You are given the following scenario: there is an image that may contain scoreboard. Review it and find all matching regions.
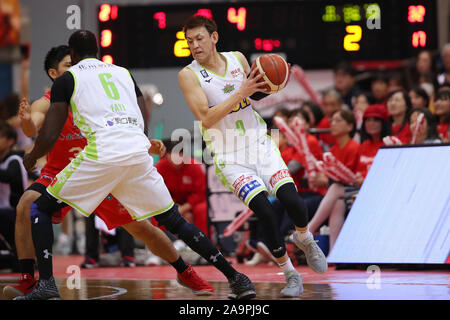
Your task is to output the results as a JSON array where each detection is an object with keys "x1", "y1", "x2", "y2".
[{"x1": 97, "y1": 0, "x2": 437, "y2": 69}]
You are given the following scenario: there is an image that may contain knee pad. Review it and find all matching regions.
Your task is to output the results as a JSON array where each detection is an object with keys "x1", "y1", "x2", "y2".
[{"x1": 153, "y1": 205, "x2": 184, "y2": 232}]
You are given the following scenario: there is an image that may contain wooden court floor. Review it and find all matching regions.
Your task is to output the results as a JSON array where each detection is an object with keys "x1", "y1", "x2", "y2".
[{"x1": 0, "y1": 255, "x2": 448, "y2": 300}]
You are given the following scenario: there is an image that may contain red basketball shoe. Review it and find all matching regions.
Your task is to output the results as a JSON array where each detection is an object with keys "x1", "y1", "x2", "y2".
[
  {"x1": 2, "y1": 273, "x2": 37, "y2": 299},
  {"x1": 177, "y1": 265, "x2": 214, "y2": 296}
]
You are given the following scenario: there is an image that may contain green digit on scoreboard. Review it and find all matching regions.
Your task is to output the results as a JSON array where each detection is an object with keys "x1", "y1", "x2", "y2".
[
  {"x1": 98, "y1": 73, "x2": 120, "y2": 100},
  {"x1": 235, "y1": 120, "x2": 246, "y2": 136}
]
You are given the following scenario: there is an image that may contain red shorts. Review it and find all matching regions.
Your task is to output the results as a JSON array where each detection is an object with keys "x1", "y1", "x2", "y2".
[{"x1": 33, "y1": 175, "x2": 134, "y2": 229}]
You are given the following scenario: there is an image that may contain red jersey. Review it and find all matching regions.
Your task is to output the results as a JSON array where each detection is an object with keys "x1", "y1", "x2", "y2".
[
  {"x1": 317, "y1": 116, "x2": 336, "y2": 148},
  {"x1": 40, "y1": 90, "x2": 87, "y2": 178},
  {"x1": 155, "y1": 157, "x2": 207, "y2": 208},
  {"x1": 329, "y1": 139, "x2": 360, "y2": 173},
  {"x1": 437, "y1": 122, "x2": 449, "y2": 141},
  {"x1": 391, "y1": 122, "x2": 412, "y2": 144},
  {"x1": 281, "y1": 135, "x2": 326, "y2": 195},
  {"x1": 356, "y1": 139, "x2": 384, "y2": 178}
]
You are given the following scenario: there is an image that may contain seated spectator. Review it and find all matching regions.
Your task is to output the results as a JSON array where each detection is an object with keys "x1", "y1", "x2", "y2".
[
  {"x1": 387, "y1": 72, "x2": 406, "y2": 93},
  {"x1": 409, "y1": 108, "x2": 442, "y2": 144},
  {"x1": 371, "y1": 73, "x2": 389, "y2": 106},
  {"x1": 353, "y1": 92, "x2": 376, "y2": 143},
  {"x1": 301, "y1": 101, "x2": 324, "y2": 129},
  {"x1": 307, "y1": 109, "x2": 359, "y2": 252},
  {"x1": 409, "y1": 87, "x2": 430, "y2": 109},
  {"x1": 333, "y1": 61, "x2": 361, "y2": 110},
  {"x1": 317, "y1": 89, "x2": 344, "y2": 150},
  {"x1": 433, "y1": 90, "x2": 450, "y2": 142},
  {"x1": 155, "y1": 140, "x2": 209, "y2": 237},
  {"x1": 0, "y1": 121, "x2": 28, "y2": 270},
  {"x1": 386, "y1": 89, "x2": 413, "y2": 144},
  {"x1": 437, "y1": 44, "x2": 450, "y2": 86}
]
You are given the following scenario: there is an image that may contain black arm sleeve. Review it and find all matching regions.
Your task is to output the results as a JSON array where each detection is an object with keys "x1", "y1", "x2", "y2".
[
  {"x1": 50, "y1": 71, "x2": 75, "y2": 104},
  {"x1": 250, "y1": 91, "x2": 270, "y2": 101},
  {"x1": 0, "y1": 158, "x2": 25, "y2": 207}
]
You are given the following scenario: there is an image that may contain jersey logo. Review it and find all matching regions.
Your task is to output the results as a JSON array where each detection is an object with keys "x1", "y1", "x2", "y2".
[
  {"x1": 200, "y1": 69, "x2": 213, "y2": 83},
  {"x1": 223, "y1": 83, "x2": 235, "y2": 94},
  {"x1": 231, "y1": 67, "x2": 243, "y2": 78},
  {"x1": 230, "y1": 97, "x2": 250, "y2": 113}
]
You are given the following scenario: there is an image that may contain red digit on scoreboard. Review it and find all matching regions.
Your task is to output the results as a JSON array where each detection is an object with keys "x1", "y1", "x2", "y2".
[
  {"x1": 99, "y1": 4, "x2": 118, "y2": 22},
  {"x1": 153, "y1": 12, "x2": 166, "y2": 29},
  {"x1": 408, "y1": 5, "x2": 426, "y2": 23},
  {"x1": 101, "y1": 29, "x2": 112, "y2": 48},
  {"x1": 227, "y1": 7, "x2": 246, "y2": 31},
  {"x1": 412, "y1": 31, "x2": 427, "y2": 48}
]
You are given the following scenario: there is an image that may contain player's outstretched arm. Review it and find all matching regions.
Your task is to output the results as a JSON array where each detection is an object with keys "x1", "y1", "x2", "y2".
[
  {"x1": 178, "y1": 61, "x2": 267, "y2": 128},
  {"x1": 19, "y1": 97, "x2": 49, "y2": 138}
]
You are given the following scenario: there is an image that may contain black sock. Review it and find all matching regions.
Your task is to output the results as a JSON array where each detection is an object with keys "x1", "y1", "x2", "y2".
[
  {"x1": 170, "y1": 257, "x2": 189, "y2": 274},
  {"x1": 30, "y1": 203, "x2": 54, "y2": 280},
  {"x1": 19, "y1": 259, "x2": 35, "y2": 278},
  {"x1": 155, "y1": 208, "x2": 238, "y2": 280}
]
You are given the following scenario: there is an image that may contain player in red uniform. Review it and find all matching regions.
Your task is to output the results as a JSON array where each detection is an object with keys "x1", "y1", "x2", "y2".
[{"x1": 4, "y1": 45, "x2": 213, "y2": 300}]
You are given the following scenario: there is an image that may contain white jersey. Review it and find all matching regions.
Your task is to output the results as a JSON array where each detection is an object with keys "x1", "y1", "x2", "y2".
[
  {"x1": 68, "y1": 58, "x2": 150, "y2": 165},
  {"x1": 187, "y1": 52, "x2": 267, "y2": 155}
]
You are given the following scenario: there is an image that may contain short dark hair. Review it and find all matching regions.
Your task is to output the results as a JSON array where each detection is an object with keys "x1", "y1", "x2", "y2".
[
  {"x1": 410, "y1": 87, "x2": 430, "y2": 108},
  {"x1": 44, "y1": 45, "x2": 70, "y2": 81},
  {"x1": 68, "y1": 30, "x2": 98, "y2": 58},
  {"x1": 333, "y1": 61, "x2": 356, "y2": 77},
  {"x1": 289, "y1": 108, "x2": 311, "y2": 125},
  {"x1": 301, "y1": 101, "x2": 324, "y2": 126},
  {"x1": 183, "y1": 15, "x2": 218, "y2": 35},
  {"x1": 332, "y1": 109, "x2": 357, "y2": 137},
  {"x1": 0, "y1": 121, "x2": 17, "y2": 143}
]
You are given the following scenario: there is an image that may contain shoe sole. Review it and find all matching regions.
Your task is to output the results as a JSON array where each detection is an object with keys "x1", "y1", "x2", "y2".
[
  {"x1": 279, "y1": 287, "x2": 304, "y2": 298},
  {"x1": 176, "y1": 277, "x2": 214, "y2": 296},
  {"x1": 228, "y1": 290, "x2": 256, "y2": 300},
  {"x1": 3, "y1": 286, "x2": 25, "y2": 300}
]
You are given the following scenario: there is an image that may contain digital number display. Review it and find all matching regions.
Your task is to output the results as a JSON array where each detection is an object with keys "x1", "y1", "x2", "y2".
[{"x1": 98, "y1": 0, "x2": 437, "y2": 69}]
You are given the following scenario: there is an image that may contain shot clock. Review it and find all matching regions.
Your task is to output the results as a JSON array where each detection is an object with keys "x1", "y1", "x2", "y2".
[{"x1": 97, "y1": 0, "x2": 437, "y2": 69}]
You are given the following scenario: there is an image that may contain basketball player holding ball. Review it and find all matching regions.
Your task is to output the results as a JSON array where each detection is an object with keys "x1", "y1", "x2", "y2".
[{"x1": 178, "y1": 15, "x2": 327, "y2": 298}]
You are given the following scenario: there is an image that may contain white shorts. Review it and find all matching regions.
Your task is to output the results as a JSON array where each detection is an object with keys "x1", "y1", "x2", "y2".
[
  {"x1": 213, "y1": 135, "x2": 294, "y2": 206},
  {"x1": 47, "y1": 152, "x2": 174, "y2": 221}
]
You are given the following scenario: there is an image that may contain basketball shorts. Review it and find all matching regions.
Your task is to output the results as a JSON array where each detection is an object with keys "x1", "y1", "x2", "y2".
[
  {"x1": 213, "y1": 134, "x2": 294, "y2": 206},
  {"x1": 47, "y1": 152, "x2": 174, "y2": 222}
]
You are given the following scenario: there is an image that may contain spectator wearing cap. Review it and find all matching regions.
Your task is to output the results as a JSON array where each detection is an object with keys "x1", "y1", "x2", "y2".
[
  {"x1": 353, "y1": 104, "x2": 391, "y2": 187},
  {"x1": 353, "y1": 92, "x2": 376, "y2": 143},
  {"x1": 386, "y1": 89, "x2": 413, "y2": 144}
]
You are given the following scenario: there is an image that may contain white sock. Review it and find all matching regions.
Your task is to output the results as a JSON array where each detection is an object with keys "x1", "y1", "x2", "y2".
[
  {"x1": 278, "y1": 258, "x2": 295, "y2": 275},
  {"x1": 296, "y1": 229, "x2": 313, "y2": 242}
]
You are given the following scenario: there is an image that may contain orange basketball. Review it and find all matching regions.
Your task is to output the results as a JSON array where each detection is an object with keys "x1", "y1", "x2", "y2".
[{"x1": 252, "y1": 54, "x2": 289, "y2": 94}]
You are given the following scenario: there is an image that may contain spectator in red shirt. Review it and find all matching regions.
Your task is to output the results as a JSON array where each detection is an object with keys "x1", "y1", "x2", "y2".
[
  {"x1": 386, "y1": 89, "x2": 413, "y2": 144},
  {"x1": 307, "y1": 109, "x2": 359, "y2": 251},
  {"x1": 434, "y1": 90, "x2": 450, "y2": 142},
  {"x1": 317, "y1": 89, "x2": 344, "y2": 150},
  {"x1": 155, "y1": 140, "x2": 209, "y2": 237}
]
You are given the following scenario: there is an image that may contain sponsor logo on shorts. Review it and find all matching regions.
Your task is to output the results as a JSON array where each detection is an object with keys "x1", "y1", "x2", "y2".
[
  {"x1": 237, "y1": 180, "x2": 261, "y2": 202},
  {"x1": 232, "y1": 175, "x2": 253, "y2": 193},
  {"x1": 269, "y1": 169, "x2": 291, "y2": 188}
]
